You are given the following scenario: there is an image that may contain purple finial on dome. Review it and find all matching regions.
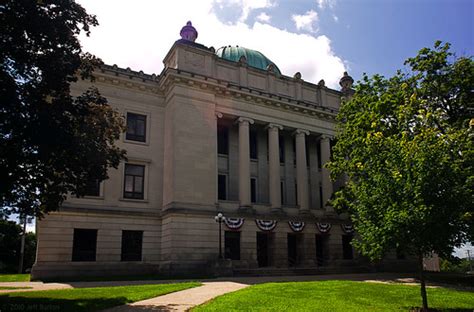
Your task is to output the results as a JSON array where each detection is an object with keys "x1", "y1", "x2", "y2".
[{"x1": 180, "y1": 21, "x2": 198, "y2": 42}]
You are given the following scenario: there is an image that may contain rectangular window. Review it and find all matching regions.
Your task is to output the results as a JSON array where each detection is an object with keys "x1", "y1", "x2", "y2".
[
  {"x1": 251, "y1": 177, "x2": 257, "y2": 203},
  {"x1": 342, "y1": 234, "x2": 354, "y2": 260},
  {"x1": 126, "y1": 113, "x2": 147, "y2": 142},
  {"x1": 218, "y1": 174, "x2": 227, "y2": 200},
  {"x1": 217, "y1": 125, "x2": 229, "y2": 155},
  {"x1": 84, "y1": 179, "x2": 100, "y2": 197},
  {"x1": 319, "y1": 185, "x2": 323, "y2": 209},
  {"x1": 250, "y1": 130, "x2": 258, "y2": 159},
  {"x1": 315, "y1": 234, "x2": 329, "y2": 266},
  {"x1": 72, "y1": 229, "x2": 97, "y2": 262},
  {"x1": 280, "y1": 180, "x2": 285, "y2": 205},
  {"x1": 317, "y1": 141, "x2": 322, "y2": 169},
  {"x1": 295, "y1": 182, "x2": 298, "y2": 206},
  {"x1": 121, "y1": 230, "x2": 143, "y2": 261},
  {"x1": 292, "y1": 137, "x2": 296, "y2": 166},
  {"x1": 225, "y1": 231, "x2": 240, "y2": 260},
  {"x1": 279, "y1": 134, "x2": 285, "y2": 163},
  {"x1": 124, "y1": 164, "x2": 145, "y2": 199}
]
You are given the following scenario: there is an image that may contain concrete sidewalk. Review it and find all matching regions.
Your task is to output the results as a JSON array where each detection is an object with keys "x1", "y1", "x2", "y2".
[{"x1": 102, "y1": 281, "x2": 248, "y2": 312}]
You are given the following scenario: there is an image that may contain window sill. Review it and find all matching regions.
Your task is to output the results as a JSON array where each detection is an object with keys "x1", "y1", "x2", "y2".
[
  {"x1": 124, "y1": 138, "x2": 149, "y2": 146},
  {"x1": 83, "y1": 195, "x2": 104, "y2": 200},
  {"x1": 119, "y1": 197, "x2": 148, "y2": 203}
]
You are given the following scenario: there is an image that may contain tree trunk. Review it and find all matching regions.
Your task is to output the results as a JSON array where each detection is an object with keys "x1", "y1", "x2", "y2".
[{"x1": 418, "y1": 253, "x2": 428, "y2": 311}]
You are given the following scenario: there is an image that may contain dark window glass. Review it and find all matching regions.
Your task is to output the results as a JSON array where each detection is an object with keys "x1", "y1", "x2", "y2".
[
  {"x1": 225, "y1": 231, "x2": 240, "y2": 260},
  {"x1": 218, "y1": 174, "x2": 227, "y2": 200},
  {"x1": 317, "y1": 141, "x2": 322, "y2": 169},
  {"x1": 124, "y1": 164, "x2": 145, "y2": 199},
  {"x1": 217, "y1": 125, "x2": 229, "y2": 155},
  {"x1": 126, "y1": 113, "x2": 147, "y2": 142},
  {"x1": 280, "y1": 180, "x2": 285, "y2": 205},
  {"x1": 292, "y1": 137, "x2": 296, "y2": 166},
  {"x1": 84, "y1": 179, "x2": 100, "y2": 197},
  {"x1": 251, "y1": 178, "x2": 257, "y2": 203},
  {"x1": 250, "y1": 130, "x2": 258, "y2": 159},
  {"x1": 316, "y1": 234, "x2": 329, "y2": 266},
  {"x1": 342, "y1": 234, "x2": 353, "y2": 260},
  {"x1": 295, "y1": 182, "x2": 298, "y2": 206},
  {"x1": 396, "y1": 248, "x2": 406, "y2": 260},
  {"x1": 319, "y1": 185, "x2": 323, "y2": 208},
  {"x1": 306, "y1": 140, "x2": 310, "y2": 166},
  {"x1": 279, "y1": 134, "x2": 285, "y2": 163},
  {"x1": 72, "y1": 229, "x2": 97, "y2": 262},
  {"x1": 121, "y1": 230, "x2": 143, "y2": 261}
]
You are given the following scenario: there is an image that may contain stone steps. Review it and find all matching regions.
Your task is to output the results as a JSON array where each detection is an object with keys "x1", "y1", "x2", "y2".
[{"x1": 233, "y1": 266, "x2": 371, "y2": 277}]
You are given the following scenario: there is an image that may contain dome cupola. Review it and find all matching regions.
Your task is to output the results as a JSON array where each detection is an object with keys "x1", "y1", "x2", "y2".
[{"x1": 216, "y1": 46, "x2": 281, "y2": 75}]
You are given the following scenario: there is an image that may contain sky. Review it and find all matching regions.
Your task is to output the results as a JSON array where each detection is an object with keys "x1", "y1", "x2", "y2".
[{"x1": 76, "y1": 0, "x2": 473, "y2": 89}]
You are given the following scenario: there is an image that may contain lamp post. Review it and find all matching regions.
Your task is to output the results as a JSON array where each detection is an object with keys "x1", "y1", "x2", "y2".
[{"x1": 214, "y1": 212, "x2": 226, "y2": 259}]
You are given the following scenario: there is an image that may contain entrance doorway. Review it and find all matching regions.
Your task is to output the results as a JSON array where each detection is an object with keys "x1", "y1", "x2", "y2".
[
  {"x1": 315, "y1": 234, "x2": 329, "y2": 266},
  {"x1": 257, "y1": 232, "x2": 272, "y2": 267},
  {"x1": 287, "y1": 233, "x2": 302, "y2": 266}
]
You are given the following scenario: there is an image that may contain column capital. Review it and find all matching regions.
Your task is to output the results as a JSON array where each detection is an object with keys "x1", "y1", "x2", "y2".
[
  {"x1": 292, "y1": 129, "x2": 310, "y2": 137},
  {"x1": 235, "y1": 117, "x2": 254, "y2": 125},
  {"x1": 266, "y1": 123, "x2": 283, "y2": 131},
  {"x1": 320, "y1": 134, "x2": 334, "y2": 141}
]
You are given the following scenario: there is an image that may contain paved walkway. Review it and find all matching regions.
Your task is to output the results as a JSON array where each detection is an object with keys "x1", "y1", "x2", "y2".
[{"x1": 103, "y1": 281, "x2": 248, "y2": 312}]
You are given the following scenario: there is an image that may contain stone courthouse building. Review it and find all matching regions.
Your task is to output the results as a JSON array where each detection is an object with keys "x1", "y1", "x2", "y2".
[{"x1": 32, "y1": 22, "x2": 410, "y2": 279}]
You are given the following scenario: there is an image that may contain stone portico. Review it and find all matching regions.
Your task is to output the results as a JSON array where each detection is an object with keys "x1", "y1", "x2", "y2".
[{"x1": 31, "y1": 22, "x2": 414, "y2": 279}]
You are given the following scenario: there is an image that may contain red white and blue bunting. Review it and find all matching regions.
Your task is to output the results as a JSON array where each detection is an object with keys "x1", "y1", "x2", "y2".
[
  {"x1": 341, "y1": 224, "x2": 354, "y2": 234},
  {"x1": 255, "y1": 219, "x2": 277, "y2": 231},
  {"x1": 224, "y1": 217, "x2": 244, "y2": 230},
  {"x1": 288, "y1": 221, "x2": 305, "y2": 232},
  {"x1": 316, "y1": 223, "x2": 332, "y2": 233}
]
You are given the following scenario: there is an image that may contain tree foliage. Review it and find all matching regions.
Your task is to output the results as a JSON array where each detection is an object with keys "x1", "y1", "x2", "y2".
[
  {"x1": 328, "y1": 41, "x2": 473, "y2": 309},
  {"x1": 1, "y1": 1, "x2": 126, "y2": 217},
  {"x1": 0, "y1": 219, "x2": 36, "y2": 273}
]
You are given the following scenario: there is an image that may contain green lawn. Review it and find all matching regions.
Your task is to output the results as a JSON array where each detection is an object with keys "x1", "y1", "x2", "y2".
[
  {"x1": 0, "y1": 274, "x2": 30, "y2": 282},
  {"x1": 193, "y1": 280, "x2": 474, "y2": 312},
  {"x1": 0, "y1": 282, "x2": 200, "y2": 312}
]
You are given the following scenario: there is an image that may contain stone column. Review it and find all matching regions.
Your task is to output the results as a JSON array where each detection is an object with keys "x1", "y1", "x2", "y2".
[
  {"x1": 237, "y1": 117, "x2": 254, "y2": 208},
  {"x1": 267, "y1": 123, "x2": 283, "y2": 212},
  {"x1": 320, "y1": 135, "x2": 333, "y2": 211},
  {"x1": 294, "y1": 129, "x2": 310, "y2": 213},
  {"x1": 215, "y1": 112, "x2": 223, "y2": 204}
]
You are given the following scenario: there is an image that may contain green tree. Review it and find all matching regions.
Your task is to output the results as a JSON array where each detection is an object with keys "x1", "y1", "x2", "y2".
[
  {"x1": 328, "y1": 41, "x2": 473, "y2": 310},
  {"x1": 0, "y1": 219, "x2": 36, "y2": 273},
  {"x1": 1, "y1": 1, "x2": 126, "y2": 218}
]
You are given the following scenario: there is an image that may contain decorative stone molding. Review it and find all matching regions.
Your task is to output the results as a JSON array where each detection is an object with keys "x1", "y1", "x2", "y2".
[
  {"x1": 265, "y1": 123, "x2": 283, "y2": 131},
  {"x1": 235, "y1": 117, "x2": 255, "y2": 125},
  {"x1": 292, "y1": 129, "x2": 310, "y2": 137}
]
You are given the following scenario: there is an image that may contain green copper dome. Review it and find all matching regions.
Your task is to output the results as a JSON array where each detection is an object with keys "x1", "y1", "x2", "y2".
[{"x1": 216, "y1": 46, "x2": 281, "y2": 75}]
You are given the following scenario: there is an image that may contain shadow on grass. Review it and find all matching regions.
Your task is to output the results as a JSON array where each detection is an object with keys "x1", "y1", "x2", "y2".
[
  {"x1": 37, "y1": 273, "x2": 213, "y2": 283},
  {"x1": 404, "y1": 308, "x2": 474, "y2": 312},
  {"x1": 0, "y1": 295, "x2": 129, "y2": 312}
]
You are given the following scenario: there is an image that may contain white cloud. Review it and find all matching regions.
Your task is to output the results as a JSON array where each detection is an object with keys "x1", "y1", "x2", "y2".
[
  {"x1": 292, "y1": 10, "x2": 319, "y2": 33},
  {"x1": 256, "y1": 12, "x2": 271, "y2": 23},
  {"x1": 77, "y1": 0, "x2": 345, "y2": 88},
  {"x1": 333, "y1": 14, "x2": 339, "y2": 22},
  {"x1": 214, "y1": 0, "x2": 275, "y2": 22},
  {"x1": 317, "y1": 0, "x2": 336, "y2": 10}
]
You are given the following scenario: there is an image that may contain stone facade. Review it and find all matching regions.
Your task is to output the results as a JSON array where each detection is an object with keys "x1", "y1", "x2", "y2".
[{"x1": 31, "y1": 22, "x2": 415, "y2": 279}]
